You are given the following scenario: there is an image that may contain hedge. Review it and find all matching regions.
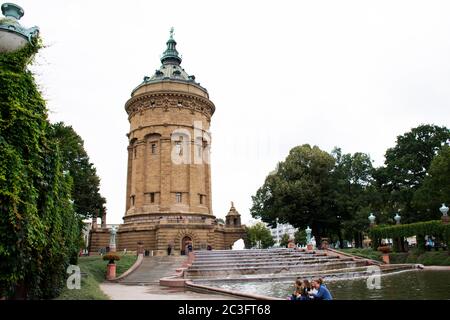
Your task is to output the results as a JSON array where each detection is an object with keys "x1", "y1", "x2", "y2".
[{"x1": 368, "y1": 220, "x2": 450, "y2": 251}]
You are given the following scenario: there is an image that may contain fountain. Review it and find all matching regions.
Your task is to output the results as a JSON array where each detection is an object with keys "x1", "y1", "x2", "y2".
[{"x1": 182, "y1": 247, "x2": 426, "y2": 299}]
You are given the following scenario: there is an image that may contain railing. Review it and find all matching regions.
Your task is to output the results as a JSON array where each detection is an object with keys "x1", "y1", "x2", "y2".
[{"x1": 159, "y1": 217, "x2": 214, "y2": 225}]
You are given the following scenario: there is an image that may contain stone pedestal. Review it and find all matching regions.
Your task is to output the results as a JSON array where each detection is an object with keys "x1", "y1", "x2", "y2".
[
  {"x1": 321, "y1": 239, "x2": 329, "y2": 250},
  {"x1": 306, "y1": 244, "x2": 313, "y2": 251},
  {"x1": 442, "y1": 216, "x2": 449, "y2": 225},
  {"x1": 106, "y1": 263, "x2": 116, "y2": 280},
  {"x1": 382, "y1": 254, "x2": 390, "y2": 264}
]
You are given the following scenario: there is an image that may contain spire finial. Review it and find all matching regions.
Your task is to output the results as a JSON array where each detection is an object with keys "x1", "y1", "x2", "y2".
[{"x1": 161, "y1": 27, "x2": 181, "y2": 65}]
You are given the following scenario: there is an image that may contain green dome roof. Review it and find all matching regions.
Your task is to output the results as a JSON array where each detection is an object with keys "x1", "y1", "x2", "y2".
[{"x1": 132, "y1": 28, "x2": 206, "y2": 95}]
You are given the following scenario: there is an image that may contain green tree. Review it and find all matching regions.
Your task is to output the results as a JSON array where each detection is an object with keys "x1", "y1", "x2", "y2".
[
  {"x1": 250, "y1": 144, "x2": 335, "y2": 242},
  {"x1": 294, "y1": 229, "x2": 307, "y2": 246},
  {"x1": 50, "y1": 122, "x2": 106, "y2": 219},
  {"x1": 0, "y1": 42, "x2": 81, "y2": 299},
  {"x1": 330, "y1": 148, "x2": 377, "y2": 248},
  {"x1": 413, "y1": 145, "x2": 450, "y2": 218},
  {"x1": 280, "y1": 233, "x2": 290, "y2": 247},
  {"x1": 245, "y1": 222, "x2": 274, "y2": 249},
  {"x1": 381, "y1": 124, "x2": 450, "y2": 222}
]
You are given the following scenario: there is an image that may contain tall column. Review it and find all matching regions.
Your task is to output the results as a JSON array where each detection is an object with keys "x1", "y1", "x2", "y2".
[
  {"x1": 135, "y1": 141, "x2": 145, "y2": 208},
  {"x1": 125, "y1": 145, "x2": 133, "y2": 213},
  {"x1": 160, "y1": 137, "x2": 172, "y2": 211}
]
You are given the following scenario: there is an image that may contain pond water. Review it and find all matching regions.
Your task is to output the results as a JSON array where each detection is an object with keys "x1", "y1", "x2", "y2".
[{"x1": 200, "y1": 270, "x2": 450, "y2": 300}]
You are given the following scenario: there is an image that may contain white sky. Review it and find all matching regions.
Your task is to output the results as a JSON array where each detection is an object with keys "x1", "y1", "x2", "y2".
[{"x1": 14, "y1": 0, "x2": 450, "y2": 224}]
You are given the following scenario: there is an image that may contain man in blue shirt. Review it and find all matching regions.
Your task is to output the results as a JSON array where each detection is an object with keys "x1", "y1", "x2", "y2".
[{"x1": 310, "y1": 279, "x2": 333, "y2": 300}]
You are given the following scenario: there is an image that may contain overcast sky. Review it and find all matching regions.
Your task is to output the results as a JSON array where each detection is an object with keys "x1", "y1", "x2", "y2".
[{"x1": 14, "y1": 0, "x2": 450, "y2": 224}]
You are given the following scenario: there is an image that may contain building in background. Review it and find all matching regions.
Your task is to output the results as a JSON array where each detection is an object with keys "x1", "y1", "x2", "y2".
[{"x1": 270, "y1": 222, "x2": 298, "y2": 246}]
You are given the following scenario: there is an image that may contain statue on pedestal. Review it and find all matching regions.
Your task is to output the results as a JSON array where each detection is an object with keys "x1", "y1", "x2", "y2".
[{"x1": 109, "y1": 226, "x2": 117, "y2": 252}]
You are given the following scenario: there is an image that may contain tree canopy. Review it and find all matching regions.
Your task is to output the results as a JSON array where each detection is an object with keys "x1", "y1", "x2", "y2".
[
  {"x1": 381, "y1": 124, "x2": 450, "y2": 222},
  {"x1": 50, "y1": 122, "x2": 106, "y2": 220},
  {"x1": 250, "y1": 144, "x2": 335, "y2": 242},
  {"x1": 244, "y1": 222, "x2": 274, "y2": 249},
  {"x1": 250, "y1": 125, "x2": 449, "y2": 248}
]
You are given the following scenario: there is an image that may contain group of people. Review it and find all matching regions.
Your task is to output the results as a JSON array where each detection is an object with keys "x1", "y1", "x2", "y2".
[{"x1": 288, "y1": 278, "x2": 333, "y2": 300}]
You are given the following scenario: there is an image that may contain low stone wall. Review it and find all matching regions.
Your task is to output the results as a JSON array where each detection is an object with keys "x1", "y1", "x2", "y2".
[
  {"x1": 326, "y1": 248, "x2": 382, "y2": 265},
  {"x1": 108, "y1": 254, "x2": 144, "y2": 282}
]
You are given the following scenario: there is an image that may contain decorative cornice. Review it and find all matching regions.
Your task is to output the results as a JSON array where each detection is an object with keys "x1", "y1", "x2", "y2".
[
  {"x1": 125, "y1": 91, "x2": 215, "y2": 118},
  {"x1": 127, "y1": 123, "x2": 211, "y2": 142}
]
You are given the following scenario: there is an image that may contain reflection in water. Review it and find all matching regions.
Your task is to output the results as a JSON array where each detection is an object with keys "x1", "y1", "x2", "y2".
[{"x1": 202, "y1": 270, "x2": 450, "y2": 300}]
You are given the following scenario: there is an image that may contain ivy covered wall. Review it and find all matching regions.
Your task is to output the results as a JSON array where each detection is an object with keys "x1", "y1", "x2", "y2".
[{"x1": 0, "y1": 40, "x2": 82, "y2": 299}]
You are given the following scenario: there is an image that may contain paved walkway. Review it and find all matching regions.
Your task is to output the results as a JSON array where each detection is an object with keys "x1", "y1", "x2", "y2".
[
  {"x1": 100, "y1": 255, "x2": 239, "y2": 300},
  {"x1": 118, "y1": 255, "x2": 185, "y2": 285},
  {"x1": 100, "y1": 282, "x2": 239, "y2": 300},
  {"x1": 422, "y1": 265, "x2": 450, "y2": 271}
]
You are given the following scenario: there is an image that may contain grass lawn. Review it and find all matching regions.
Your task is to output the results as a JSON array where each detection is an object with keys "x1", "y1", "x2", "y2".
[
  {"x1": 56, "y1": 254, "x2": 137, "y2": 300},
  {"x1": 338, "y1": 248, "x2": 383, "y2": 261},
  {"x1": 337, "y1": 248, "x2": 450, "y2": 266}
]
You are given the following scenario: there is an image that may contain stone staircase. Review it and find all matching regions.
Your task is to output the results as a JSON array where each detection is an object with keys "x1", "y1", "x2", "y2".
[
  {"x1": 185, "y1": 248, "x2": 416, "y2": 282},
  {"x1": 119, "y1": 256, "x2": 186, "y2": 285}
]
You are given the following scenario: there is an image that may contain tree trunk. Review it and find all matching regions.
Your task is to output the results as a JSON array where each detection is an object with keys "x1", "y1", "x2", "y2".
[
  {"x1": 311, "y1": 222, "x2": 321, "y2": 246},
  {"x1": 353, "y1": 232, "x2": 359, "y2": 248},
  {"x1": 338, "y1": 229, "x2": 344, "y2": 249}
]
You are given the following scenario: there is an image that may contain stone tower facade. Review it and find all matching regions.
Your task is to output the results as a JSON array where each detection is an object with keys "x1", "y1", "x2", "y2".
[{"x1": 89, "y1": 31, "x2": 245, "y2": 255}]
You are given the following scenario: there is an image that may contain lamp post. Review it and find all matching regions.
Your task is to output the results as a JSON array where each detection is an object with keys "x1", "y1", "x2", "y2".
[
  {"x1": 394, "y1": 213, "x2": 401, "y2": 225},
  {"x1": 440, "y1": 203, "x2": 449, "y2": 224},
  {"x1": 393, "y1": 213, "x2": 403, "y2": 252},
  {"x1": 0, "y1": 3, "x2": 39, "y2": 53},
  {"x1": 368, "y1": 213, "x2": 376, "y2": 227}
]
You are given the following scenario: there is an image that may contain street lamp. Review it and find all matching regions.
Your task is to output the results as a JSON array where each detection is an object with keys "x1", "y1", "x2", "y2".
[
  {"x1": 368, "y1": 213, "x2": 376, "y2": 226},
  {"x1": 394, "y1": 213, "x2": 401, "y2": 224},
  {"x1": 440, "y1": 203, "x2": 449, "y2": 216},
  {"x1": 440, "y1": 203, "x2": 449, "y2": 224},
  {"x1": 0, "y1": 3, "x2": 39, "y2": 53}
]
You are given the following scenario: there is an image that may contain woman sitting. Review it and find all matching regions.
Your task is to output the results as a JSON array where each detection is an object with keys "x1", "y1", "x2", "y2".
[
  {"x1": 289, "y1": 278, "x2": 312, "y2": 300},
  {"x1": 309, "y1": 278, "x2": 333, "y2": 300},
  {"x1": 288, "y1": 278, "x2": 303, "y2": 300}
]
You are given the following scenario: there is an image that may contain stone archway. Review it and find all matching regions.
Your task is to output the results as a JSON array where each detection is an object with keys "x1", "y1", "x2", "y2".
[
  {"x1": 175, "y1": 228, "x2": 199, "y2": 255},
  {"x1": 231, "y1": 238, "x2": 245, "y2": 250},
  {"x1": 181, "y1": 236, "x2": 192, "y2": 255}
]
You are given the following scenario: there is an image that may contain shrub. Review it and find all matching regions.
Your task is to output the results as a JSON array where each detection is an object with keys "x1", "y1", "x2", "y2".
[{"x1": 369, "y1": 220, "x2": 450, "y2": 251}]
